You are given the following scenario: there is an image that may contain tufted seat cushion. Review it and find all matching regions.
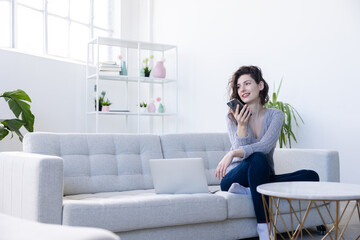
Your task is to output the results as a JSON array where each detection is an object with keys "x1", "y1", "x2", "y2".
[
  {"x1": 23, "y1": 133, "x2": 164, "y2": 195},
  {"x1": 62, "y1": 189, "x2": 227, "y2": 232},
  {"x1": 160, "y1": 133, "x2": 231, "y2": 185}
]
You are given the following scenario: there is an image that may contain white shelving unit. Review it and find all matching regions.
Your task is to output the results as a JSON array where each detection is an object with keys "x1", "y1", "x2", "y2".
[{"x1": 86, "y1": 37, "x2": 178, "y2": 134}]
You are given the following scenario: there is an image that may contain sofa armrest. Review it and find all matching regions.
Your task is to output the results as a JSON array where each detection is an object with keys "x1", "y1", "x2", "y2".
[
  {"x1": 0, "y1": 213, "x2": 120, "y2": 240},
  {"x1": 273, "y1": 148, "x2": 340, "y2": 182},
  {"x1": 0, "y1": 152, "x2": 63, "y2": 224}
]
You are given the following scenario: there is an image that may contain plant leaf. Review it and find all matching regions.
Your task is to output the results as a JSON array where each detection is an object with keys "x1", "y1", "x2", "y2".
[
  {"x1": 290, "y1": 107, "x2": 299, "y2": 127},
  {"x1": 280, "y1": 128, "x2": 286, "y2": 148},
  {"x1": 285, "y1": 104, "x2": 292, "y2": 129},
  {"x1": 272, "y1": 92, "x2": 277, "y2": 103},
  {"x1": 1, "y1": 89, "x2": 31, "y2": 102},
  {"x1": 289, "y1": 103, "x2": 304, "y2": 124},
  {"x1": 0, "y1": 123, "x2": 9, "y2": 141},
  {"x1": 277, "y1": 77, "x2": 283, "y2": 97},
  {"x1": 268, "y1": 79, "x2": 304, "y2": 148},
  {"x1": 289, "y1": 129, "x2": 297, "y2": 142},
  {"x1": 1, "y1": 119, "x2": 26, "y2": 141},
  {"x1": 2, "y1": 89, "x2": 35, "y2": 132}
]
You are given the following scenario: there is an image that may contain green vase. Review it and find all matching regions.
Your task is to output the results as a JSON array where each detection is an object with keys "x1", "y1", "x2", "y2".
[
  {"x1": 158, "y1": 103, "x2": 164, "y2": 113},
  {"x1": 120, "y1": 61, "x2": 127, "y2": 75}
]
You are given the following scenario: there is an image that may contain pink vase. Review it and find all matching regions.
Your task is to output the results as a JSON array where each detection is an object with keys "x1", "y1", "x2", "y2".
[
  {"x1": 153, "y1": 61, "x2": 166, "y2": 78},
  {"x1": 102, "y1": 106, "x2": 110, "y2": 112},
  {"x1": 147, "y1": 103, "x2": 156, "y2": 113}
]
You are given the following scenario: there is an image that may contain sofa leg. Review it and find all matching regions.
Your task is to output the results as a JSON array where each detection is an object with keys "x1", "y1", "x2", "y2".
[{"x1": 316, "y1": 225, "x2": 326, "y2": 235}]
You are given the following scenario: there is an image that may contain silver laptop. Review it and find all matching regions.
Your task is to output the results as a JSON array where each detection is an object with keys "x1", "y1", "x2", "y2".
[{"x1": 149, "y1": 158, "x2": 209, "y2": 194}]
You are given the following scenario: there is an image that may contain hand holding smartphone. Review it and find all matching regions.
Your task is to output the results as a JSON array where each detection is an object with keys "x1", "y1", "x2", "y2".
[{"x1": 227, "y1": 99, "x2": 244, "y2": 113}]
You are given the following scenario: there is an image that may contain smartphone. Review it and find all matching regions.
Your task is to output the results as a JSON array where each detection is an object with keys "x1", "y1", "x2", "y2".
[{"x1": 227, "y1": 99, "x2": 244, "y2": 112}]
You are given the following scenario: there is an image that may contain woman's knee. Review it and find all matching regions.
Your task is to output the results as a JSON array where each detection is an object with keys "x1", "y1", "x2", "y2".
[
  {"x1": 220, "y1": 174, "x2": 233, "y2": 191},
  {"x1": 220, "y1": 179, "x2": 229, "y2": 191},
  {"x1": 248, "y1": 152, "x2": 270, "y2": 171},
  {"x1": 307, "y1": 170, "x2": 320, "y2": 182}
]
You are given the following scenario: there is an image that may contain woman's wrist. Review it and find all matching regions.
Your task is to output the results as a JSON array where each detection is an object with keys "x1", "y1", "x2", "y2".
[
  {"x1": 228, "y1": 150, "x2": 235, "y2": 158},
  {"x1": 232, "y1": 148, "x2": 244, "y2": 158},
  {"x1": 236, "y1": 125, "x2": 247, "y2": 137}
]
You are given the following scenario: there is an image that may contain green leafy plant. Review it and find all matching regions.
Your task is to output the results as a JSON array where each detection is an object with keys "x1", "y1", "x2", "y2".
[
  {"x1": 94, "y1": 91, "x2": 108, "y2": 110},
  {"x1": 0, "y1": 89, "x2": 35, "y2": 142},
  {"x1": 142, "y1": 55, "x2": 154, "y2": 77},
  {"x1": 99, "y1": 91, "x2": 106, "y2": 104},
  {"x1": 102, "y1": 99, "x2": 112, "y2": 106},
  {"x1": 265, "y1": 79, "x2": 303, "y2": 148},
  {"x1": 139, "y1": 102, "x2": 147, "y2": 108}
]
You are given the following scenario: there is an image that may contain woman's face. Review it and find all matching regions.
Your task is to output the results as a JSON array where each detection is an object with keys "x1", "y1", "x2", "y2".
[{"x1": 236, "y1": 74, "x2": 264, "y2": 104}]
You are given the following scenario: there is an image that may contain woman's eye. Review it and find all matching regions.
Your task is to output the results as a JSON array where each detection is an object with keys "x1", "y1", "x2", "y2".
[{"x1": 246, "y1": 82, "x2": 250, "y2": 85}]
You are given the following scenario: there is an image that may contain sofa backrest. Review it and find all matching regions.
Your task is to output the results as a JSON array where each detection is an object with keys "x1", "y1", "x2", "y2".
[
  {"x1": 160, "y1": 133, "x2": 231, "y2": 185},
  {"x1": 273, "y1": 148, "x2": 340, "y2": 182},
  {"x1": 23, "y1": 133, "x2": 163, "y2": 195}
]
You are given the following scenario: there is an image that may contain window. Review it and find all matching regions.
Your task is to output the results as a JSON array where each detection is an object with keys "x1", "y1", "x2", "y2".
[
  {"x1": 17, "y1": 4, "x2": 44, "y2": 53},
  {"x1": 0, "y1": 1, "x2": 11, "y2": 47},
  {"x1": 0, "y1": 0, "x2": 118, "y2": 62}
]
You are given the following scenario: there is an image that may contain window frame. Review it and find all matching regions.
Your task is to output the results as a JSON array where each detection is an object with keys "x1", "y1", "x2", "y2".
[
  {"x1": 0, "y1": 0, "x2": 13, "y2": 48},
  {"x1": 3, "y1": 0, "x2": 115, "y2": 62}
]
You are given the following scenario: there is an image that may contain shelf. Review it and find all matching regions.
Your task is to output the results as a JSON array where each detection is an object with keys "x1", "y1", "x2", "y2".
[
  {"x1": 87, "y1": 74, "x2": 177, "y2": 83},
  {"x1": 86, "y1": 37, "x2": 178, "y2": 134},
  {"x1": 88, "y1": 37, "x2": 176, "y2": 51},
  {"x1": 87, "y1": 111, "x2": 176, "y2": 116}
]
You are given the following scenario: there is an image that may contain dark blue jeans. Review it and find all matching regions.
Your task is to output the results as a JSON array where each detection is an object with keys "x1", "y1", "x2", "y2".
[{"x1": 220, "y1": 152, "x2": 319, "y2": 223}]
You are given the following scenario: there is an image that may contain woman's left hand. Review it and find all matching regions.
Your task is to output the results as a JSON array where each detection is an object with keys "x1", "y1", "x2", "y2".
[{"x1": 215, "y1": 151, "x2": 234, "y2": 180}]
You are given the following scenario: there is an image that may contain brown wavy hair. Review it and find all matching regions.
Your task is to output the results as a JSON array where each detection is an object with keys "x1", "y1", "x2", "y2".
[{"x1": 227, "y1": 65, "x2": 269, "y2": 122}]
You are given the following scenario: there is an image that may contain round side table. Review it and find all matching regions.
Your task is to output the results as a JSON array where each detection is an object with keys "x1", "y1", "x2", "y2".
[{"x1": 257, "y1": 182, "x2": 360, "y2": 240}]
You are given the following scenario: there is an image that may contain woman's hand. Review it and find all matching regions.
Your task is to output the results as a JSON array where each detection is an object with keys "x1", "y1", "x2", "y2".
[
  {"x1": 215, "y1": 151, "x2": 234, "y2": 180},
  {"x1": 232, "y1": 104, "x2": 251, "y2": 128}
]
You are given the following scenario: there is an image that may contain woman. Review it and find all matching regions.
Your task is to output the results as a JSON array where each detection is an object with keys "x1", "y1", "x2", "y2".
[{"x1": 215, "y1": 65, "x2": 319, "y2": 240}]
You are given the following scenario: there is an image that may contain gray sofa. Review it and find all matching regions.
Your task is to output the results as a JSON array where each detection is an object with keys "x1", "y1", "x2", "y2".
[
  {"x1": 0, "y1": 213, "x2": 120, "y2": 240},
  {"x1": 0, "y1": 132, "x2": 340, "y2": 240}
]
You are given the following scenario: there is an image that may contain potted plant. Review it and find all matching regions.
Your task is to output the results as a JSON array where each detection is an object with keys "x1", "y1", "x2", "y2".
[
  {"x1": 0, "y1": 89, "x2": 35, "y2": 142},
  {"x1": 265, "y1": 78, "x2": 304, "y2": 148},
  {"x1": 94, "y1": 91, "x2": 107, "y2": 111},
  {"x1": 101, "y1": 99, "x2": 112, "y2": 112},
  {"x1": 141, "y1": 55, "x2": 154, "y2": 77},
  {"x1": 139, "y1": 102, "x2": 147, "y2": 113}
]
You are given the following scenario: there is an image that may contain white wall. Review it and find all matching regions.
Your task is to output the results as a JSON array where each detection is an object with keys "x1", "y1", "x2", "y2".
[
  {"x1": 0, "y1": 49, "x2": 86, "y2": 151},
  {"x1": 121, "y1": 0, "x2": 151, "y2": 41},
  {"x1": 152, "y1": 0, "x2": 360, "y2": 184}
]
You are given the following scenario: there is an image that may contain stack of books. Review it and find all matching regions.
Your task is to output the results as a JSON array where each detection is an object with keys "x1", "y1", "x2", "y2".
[{"x1": 99, "y1": 61, "x2": 121, "y2": 73}]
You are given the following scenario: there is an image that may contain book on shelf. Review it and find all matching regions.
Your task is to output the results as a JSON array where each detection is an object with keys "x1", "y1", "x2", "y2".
[
  {"x1": 100, "y1": 64, "x2": 120, "y2": 68},
  {"x1": 98, "y1": 71, "x2": 121, "y2": 76},
  {"x1": 99, "y1": 61, "x2": 120, "y2": 71},
  {"x1": 99, "y1": 68, "x2": 121, "y2": 72},
  {"x1": 100, "y1": 61, "x2": 117, "y2": 65}
]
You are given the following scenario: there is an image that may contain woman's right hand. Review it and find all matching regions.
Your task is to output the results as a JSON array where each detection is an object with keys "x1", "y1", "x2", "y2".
[
  {"x1": 232, "y1": 104, "x2": 251, "y2": 127},
  {"x1": 215, "y1": 151, "x2": 234, "y2": 180}
]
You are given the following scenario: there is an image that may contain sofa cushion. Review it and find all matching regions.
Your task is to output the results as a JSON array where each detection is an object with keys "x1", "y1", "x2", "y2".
[
  {"x1": 23, "y1": 133, "x2": 164, "y2": 195},
  {"x1": 160, "y1": 133, "x2": 231, "y2": 186},
  {"x1": 62, "y1": 190, "x2": 227, "y2": 232}
]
